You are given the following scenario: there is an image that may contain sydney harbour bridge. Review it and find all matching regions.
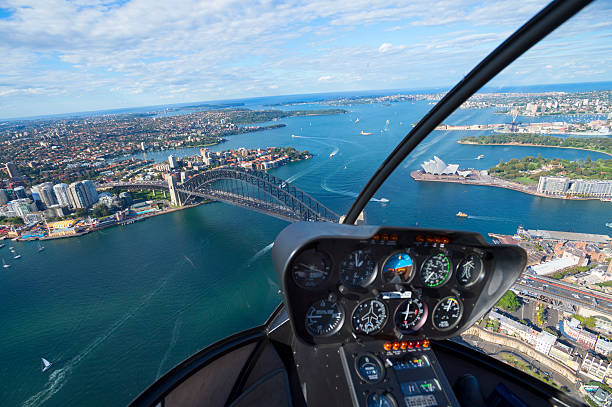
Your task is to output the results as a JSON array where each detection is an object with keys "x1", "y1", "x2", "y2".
[{"x1": 100, "y1": 166, "x2": 340, "y2": 223}]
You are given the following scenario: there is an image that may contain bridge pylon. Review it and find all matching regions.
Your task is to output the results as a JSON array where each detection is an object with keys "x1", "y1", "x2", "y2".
[{"x1": 165, "y1": 174, "x2": 183, "y2": 206}]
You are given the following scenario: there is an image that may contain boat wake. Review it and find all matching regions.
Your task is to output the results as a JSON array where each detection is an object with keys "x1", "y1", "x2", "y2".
[
  {"x1": 247, "y1": 242, "x2": 274, "y2": 266},
  {"x1": 321, "y1": 178, "x2": 388, "y2": 203},
  {"x1": 467, "y1": 215, "x2": 507, "y2": 222},
  {"x1": 156, "y1": 318, "x2": 182, "y2": 379},
  {"x1": 22, "y1": 273, "x2": 172, "y2": 407}
]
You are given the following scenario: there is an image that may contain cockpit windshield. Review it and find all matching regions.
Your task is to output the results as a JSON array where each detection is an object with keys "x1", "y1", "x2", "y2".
[{"x1": 0, "y1": 1, "x2": 610, "y2": 406}]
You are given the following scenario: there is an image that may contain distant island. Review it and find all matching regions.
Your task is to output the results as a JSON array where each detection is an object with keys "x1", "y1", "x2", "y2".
[{"x1": 459, "y1": 133, "x2": 612, "y2": 156}]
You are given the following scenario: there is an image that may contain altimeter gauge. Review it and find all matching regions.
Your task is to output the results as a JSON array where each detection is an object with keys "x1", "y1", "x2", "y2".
[{"x1": 340, "y1": 249, "x2": 377, "y2": 288}]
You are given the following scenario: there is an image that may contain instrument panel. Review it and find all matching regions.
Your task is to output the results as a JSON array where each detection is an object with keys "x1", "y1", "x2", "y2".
[{"x1": 273, "y1": 223, "x2": 526, "y2": 345}]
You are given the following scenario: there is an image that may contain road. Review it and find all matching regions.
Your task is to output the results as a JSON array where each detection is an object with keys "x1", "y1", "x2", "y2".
[{"x1": 514, "y1": 273, "x2": 612, "y2": 315}]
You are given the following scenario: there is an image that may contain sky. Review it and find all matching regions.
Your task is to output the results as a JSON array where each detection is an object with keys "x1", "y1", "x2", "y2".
[{"x1": 0, "y1": 0, "x2": 610, "y2": 119}]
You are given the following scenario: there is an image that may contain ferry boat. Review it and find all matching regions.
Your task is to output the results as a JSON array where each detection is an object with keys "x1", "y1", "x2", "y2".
[
  {"x1": 456, "y1": 211, "x2": 468, "y2": 218},
  {"x1": 601, "y1": 198, "x2": 612, "y2": 202}
]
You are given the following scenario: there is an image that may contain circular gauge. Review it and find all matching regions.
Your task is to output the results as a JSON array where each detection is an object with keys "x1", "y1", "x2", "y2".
[
  {"x1": 457, "y1": 254, "x2": 484, "y2": 287},
  {"x1": 432, "y1": 296, "x2": 463, "y2": 331},
  {"x1": 305, "y1": 298, "x2": 345, "y2": 337},
  {"x1": 340, "y1": 249, "x2": 377, "y2": 288},
  {"x1": 355, "y1": 354, "x2": 384, "y2": 383},
  {"x1": 394, "y1": 298, "x2": 427, "y2": 333},
  {"x1": 382, "y1": 252, "x2": 415, "y2": 283},
  {"x1": 420, "y1": 253, "x2": 452, "y2": 287},
  {"x1": 352, "y1": 299, "x2": 388, "y2": 335},
  {"x1": 366, "y1": 393, "x2": 396, "y2": 407},
  {"x1": 291, "y1": 248, "x2": 332, "y2": 289}
]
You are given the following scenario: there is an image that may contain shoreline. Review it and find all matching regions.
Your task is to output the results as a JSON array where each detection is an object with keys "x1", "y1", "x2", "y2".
[
  {"x1": 9, "y1": 202, "x2": 207, "y2": 242},
  {"x1": 410, "y1": 170, "x2": 607, "y2": 201},
  {"x1": 457, "y1": 140, "x2": 612, "y2": 157}
]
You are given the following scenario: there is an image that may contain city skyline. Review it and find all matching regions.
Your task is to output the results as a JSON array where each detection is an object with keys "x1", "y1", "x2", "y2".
[{"x1": 0, "y1": 0, "x2": 610, "y2": 118}]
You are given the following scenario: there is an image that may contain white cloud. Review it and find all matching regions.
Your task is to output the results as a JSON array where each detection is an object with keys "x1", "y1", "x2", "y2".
[{"x1": 0, "y1": 0, "x2": 609, "y2": 117}]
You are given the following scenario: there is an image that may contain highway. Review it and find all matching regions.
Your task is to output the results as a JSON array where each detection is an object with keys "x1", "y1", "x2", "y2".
[{"x1": 513, "y1": 273, "x2": 612, "y2": 314}]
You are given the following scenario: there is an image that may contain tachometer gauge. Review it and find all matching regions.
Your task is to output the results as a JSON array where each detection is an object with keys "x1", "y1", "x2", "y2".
[
  {"x1": 394, "y1": 298, "x2": 427, "y2": 333},
  {"x1": 305, "y1": 298, "x2": 345, "y2": 337},
  {"x1": 291, "y1": 248, "x2": 332, "y2": 289},
  {"x1": 366, "y1": 393, "x2": 396, "y2": 407},
  {"x1": 420, "y1": 253, "x2": 452, "y2": 287},
  {"x1": 382, "y1": 252, "x2": 414, "y2": 283},
  {"x1": 432, "y1": 296, "x2": 463, "y2": 331},
  {"x1": 457, "y1": 254, "x2": 483, "y2": 287},
  {"x1": 352, "y1": 299, "x2": 388, "y2": 335},
  {"x1": 340, "y1": 249, "x2": 376, "y2": 288}
]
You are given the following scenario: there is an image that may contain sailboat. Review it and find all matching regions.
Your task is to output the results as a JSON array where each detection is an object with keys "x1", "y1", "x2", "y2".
[
  {"x1": 41, "y1": 358, "x2": 52, "y2": 372},
  {"x1": 2, "y1": 258, "x2": 9, "y2": 269},
  {"x1": 38, "y1": 242, "x2": 45, "y2": 252}
]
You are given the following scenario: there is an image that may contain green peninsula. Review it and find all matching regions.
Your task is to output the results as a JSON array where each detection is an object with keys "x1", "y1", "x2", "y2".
[
  {"x1": 489, "y1": 156, "x2": 612, "y2": 184},
  {"x1": 459, "y1": 133, "x2": 612, "y2": 156}
]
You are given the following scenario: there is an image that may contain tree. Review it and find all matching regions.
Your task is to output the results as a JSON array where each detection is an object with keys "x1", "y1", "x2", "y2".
[{"x1": 497, "y1": 290, "x2": 521, "y2": 311}]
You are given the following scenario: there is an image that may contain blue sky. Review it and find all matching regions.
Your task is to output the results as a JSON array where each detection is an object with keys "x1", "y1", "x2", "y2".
[{"x1": 0, "y1": 0, "x2": 610, "y2": 118}]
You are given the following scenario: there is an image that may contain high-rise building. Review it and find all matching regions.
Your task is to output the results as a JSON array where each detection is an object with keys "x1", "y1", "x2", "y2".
[
  {"x1": 37, "y1": 182, "x2": 58, "y2": 207},
  {"x1": 200, "y1": 148, "x2": 212, "y2": 166},
  {"x1": 5, "y1": 162, "x2": 19, "y2": 178},
  {"x1": 0, "y1": 189, "x2": 8, "y2": 205},
  {"x1": 67, "y1": 181, "x2": 92, "y2": 209},
  {"x1": 168, "y1": 155, "x2": 178, "y2": 169},
  {"x1": 13, "y1": 185, "x2": 27, "y2": 199},
  {"x1": 81, "y1": 180, "x2": 99, "y2": 205},
  {"x1": 30, "y1": 185, "x2": 42, "y2": 202},
  {"x1": 53, "y1": 183, "x2": 71, "y2": 207}
]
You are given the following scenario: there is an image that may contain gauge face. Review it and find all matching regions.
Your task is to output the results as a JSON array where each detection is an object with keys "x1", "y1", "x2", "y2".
[
  {"x1": 394, "y1": 298, "x2": 427, "y2": 333},
  {"x1": 457, "y1": 254, "x2": 483, "y2": 287},
  {"x1": 352, "y1": 299, "x2": 388, "y2": 335},
  {"x1": 305, "y1": 298, "x2": 345, "y2": 337},
  {"x1": 366, "y1": 393, "x2": 396, "y2": 407},
  {"x1": 340, "y1": 249, "x2": 377, "y2": 288},
  {"x1": 382, "y1": 252, "x2": 414, "y2": 284},
  {"x1": 291, "y1": 248, "x2": 332, "y2": 289},
  {"x1": 432, "y1": 296, "x2": 463, "y2": 331},
  {"x1": 355, "y1": 354, "x2": 384, "y2": 383},
  {"x1": 420, "y1": 253, "x2": 452, "y2": 287}
]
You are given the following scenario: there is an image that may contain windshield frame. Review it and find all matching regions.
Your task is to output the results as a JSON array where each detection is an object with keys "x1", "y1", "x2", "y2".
[{"x1": 342, "y1": 0, "x2": 594, "y2": 225}]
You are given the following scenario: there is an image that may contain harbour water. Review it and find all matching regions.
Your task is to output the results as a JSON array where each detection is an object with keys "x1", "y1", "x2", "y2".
[{"x1": 1, "y1": 93, "x2": 611, "y2": 406}]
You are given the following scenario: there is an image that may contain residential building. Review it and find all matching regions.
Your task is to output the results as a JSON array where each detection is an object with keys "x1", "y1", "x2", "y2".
[
  {"x1": 581, "y1": 352, "x2": 610, "y2": 382},
  {"x1": 168, "y1": 155, "x2": 178, "y2": 169},
  {"x1": 561, "y1": 318, "x2": 599, "y2": 350},
  {"x1": 67, "y1": 181, "x2": 93, "y2": 209},
  {"x1": 5, "y1": 162, "x2": 19, "y2": 178},
  {"x1": 81, "y1": 180, "x2": 99, "y2": 205},
  {"x1": 53, "y1": 183, "x2": 71, "y2": 207}
]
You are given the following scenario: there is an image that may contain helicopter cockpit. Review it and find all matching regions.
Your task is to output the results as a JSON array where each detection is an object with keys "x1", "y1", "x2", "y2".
[{"x1": 129, "y1": 1, "x2": 595, "y2": 406}]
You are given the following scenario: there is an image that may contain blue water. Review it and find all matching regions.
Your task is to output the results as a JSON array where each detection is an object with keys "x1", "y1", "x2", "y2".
[{"x1": 1, "y1": 91, "x2": 610, "y2": 406}]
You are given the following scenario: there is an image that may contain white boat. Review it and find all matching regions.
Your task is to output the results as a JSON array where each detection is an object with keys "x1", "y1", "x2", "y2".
[
  {"x1": 606, "y1": 222, "x2": 612, "y2": 228},
  {"x1": 355, "y1": 118, "x2": 359, "y2": 123},
  {"x1": 476, "y1": 154, "x2": 485, "y2": 160},
  {"x1": 38, "y1": 242, "x2": 45, "y2": 252},
  {"x1": 41, "y1": 358, "x2": 52, "y2": 372},
  {"x1": 2, "y1": 258, "x2": 9, "y2": 269},
  {"x1": 13, "y1": 253, "x2": 21, "y2": 259},
  {"x1": 0, "y1": 243, "x2": 5, "y2": 248}
]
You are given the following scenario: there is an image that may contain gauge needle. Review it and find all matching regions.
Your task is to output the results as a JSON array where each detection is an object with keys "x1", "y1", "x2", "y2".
[
  {"x1": 298, "y1": 263, "x2": 323, "y2": 273},
  {"x1": 402, "y1": 302, "x2": 412, "y2": 321},
  {"x1": 354, "y1": 252, "x2": 363, "y2": 267},
  {"x1": 444, "y1": 300, "x2": 452, "y2": 311},
  {"x1": 425, "y1": 271, "x2": 435, "y2": 282}
]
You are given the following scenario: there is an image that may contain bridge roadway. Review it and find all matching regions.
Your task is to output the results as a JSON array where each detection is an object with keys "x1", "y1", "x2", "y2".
[
  {"x1": 513, "y1": 273, "x2": 612, "y2": 316},
  {"x1": 99, "y1": 170, "x2": 340, "y2": 223}
]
